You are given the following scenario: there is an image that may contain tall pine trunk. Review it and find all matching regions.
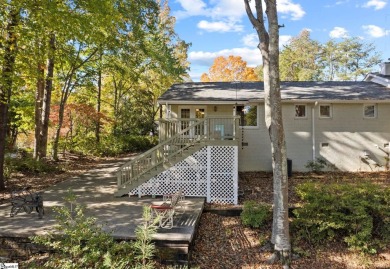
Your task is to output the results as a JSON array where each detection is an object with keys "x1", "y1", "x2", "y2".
[{"x1": 0, "y1": 7, "x2": 19, "y2": 190}]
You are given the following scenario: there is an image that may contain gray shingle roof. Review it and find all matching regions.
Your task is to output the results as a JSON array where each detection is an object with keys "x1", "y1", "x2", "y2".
[{"x1": 158, "y1": 81, "x2": 390, "y2": 103}]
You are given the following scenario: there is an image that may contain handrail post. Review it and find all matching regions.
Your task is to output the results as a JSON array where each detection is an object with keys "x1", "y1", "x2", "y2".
[
  {"x1": 205, "y1": 118, "x2": 208, "y2": 140},
  {"x1": 117, "y1": 170, "x2": 122, "y2": 189},
  {"x1": 233, "y1": 116, "x2": 239, "y2": 140}
]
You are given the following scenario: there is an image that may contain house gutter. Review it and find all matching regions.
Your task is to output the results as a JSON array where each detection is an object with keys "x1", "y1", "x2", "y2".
[{"x1": 312, "y1": 102, "x2": 317, "y2": 160}]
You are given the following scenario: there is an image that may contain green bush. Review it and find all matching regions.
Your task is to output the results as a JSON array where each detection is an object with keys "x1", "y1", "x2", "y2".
[
  {"x1": 5, "y1": 154, "x2": 62, "y2": 175},
  {"x1": 240, "y1": 200, "x2": 271, "y2": 228},
  {"x1": 67, "y1": 134, "x2": 158, "y2": 157},
  {"x1": 305, "y1": 157, "x2": 328, "y2": 172},
  {"x1": 292, "y1": 182, "x2": 390, "y2": 253}
]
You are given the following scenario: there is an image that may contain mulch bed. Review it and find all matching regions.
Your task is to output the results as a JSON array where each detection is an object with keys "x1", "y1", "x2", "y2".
[{"x1": 192, "y1": 171, "x2": 390, "y2": 269}]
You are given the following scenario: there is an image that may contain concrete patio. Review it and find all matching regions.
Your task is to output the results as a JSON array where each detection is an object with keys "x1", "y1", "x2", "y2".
[{"x1": 0, "y1": 157, "x2": 205, "y2": 259}]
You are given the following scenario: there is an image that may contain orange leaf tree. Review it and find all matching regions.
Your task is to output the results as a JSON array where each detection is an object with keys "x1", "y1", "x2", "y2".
[{"x1": 201, "y1": 55, "x2": 259, "y2": 82}]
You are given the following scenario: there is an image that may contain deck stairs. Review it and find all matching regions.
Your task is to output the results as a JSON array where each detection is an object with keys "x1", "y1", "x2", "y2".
[{"x1": 115, "y1": 117, "x2": 239, "y2": 197}]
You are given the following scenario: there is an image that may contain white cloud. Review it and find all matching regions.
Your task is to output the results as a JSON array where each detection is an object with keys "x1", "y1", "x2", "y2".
[
  {"x1": 363, "y1": 0, "x2": 387, "y2": 10},
  {"x1": 242, "y1": 34, "x2": 258, "y2": 47},
  {"x1": 362, "y1": 25, "x2": 389, "y2": 37},
  {"x1": 280, "y1": 35, "x2": 293, "y2": 48},
  {"x1": 197, "y1": 20, "x2": 243, "y2": 33},
  {"x1": 173, "y1": 0, "x2": 245, "y2": 20},
  {"x1": 209, "y1": 0, "x2": 246, "y2": 19},
  {"x1": 278, "y1": 0, "x2": 306, "y2": 20},
  {"x1": 329, "y1": 27, "x2": 349, "y2": 38},
  {"x1": 242, "y1": 33, "x2": 292, "y2": 49},
  {"x1": 174, "y1": 0, "x2": 305, "y2": 26},
  {"x1": 189, "y1": 47, "x2": 262, "y2": 68},
  {"x1": 173, "y1": 0, "x2": 209, "y2": 19}
]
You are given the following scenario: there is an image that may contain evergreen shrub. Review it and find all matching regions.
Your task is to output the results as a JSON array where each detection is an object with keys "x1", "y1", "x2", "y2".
[
  {"x1": 241, "y1": 200, "x2": 272, "y2": 228},
  {"x1": 292, "y1": 182, "x2": 390, "y2": 253}
]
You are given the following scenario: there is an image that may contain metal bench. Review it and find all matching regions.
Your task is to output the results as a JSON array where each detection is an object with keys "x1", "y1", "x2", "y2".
[
  {"x1": 10, "y1": 187, "x2": 44, "y2": 219},
  {"x1": 150, "y1": 189, "x2": 184, "y2": 229}
]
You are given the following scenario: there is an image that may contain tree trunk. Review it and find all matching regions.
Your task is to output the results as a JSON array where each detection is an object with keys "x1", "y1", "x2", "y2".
[
  {"x1": 33, "y1": 64, "x2": 45, "y2": 160},
  {"x1": 41, "y1": 33, "x2": 56, "y2": 158},
  {"x1": 51, "y1": 48, "x2": 98, "y2": 160},
  {"x1": 34, "y1": 34, "x2": 55, "y2": 160},
  {"x1": 95, "y1": 54, "x2": 102, "y2": 142},
  {"x1": 0, "y1": 7, "x2": 19, "y2": 190},
  {"x1": 52, "y1": 100, "x2": 66, "y2": 161},
  {"x1": 244, "y1": 0, "x2": 291, "y2": 266}
]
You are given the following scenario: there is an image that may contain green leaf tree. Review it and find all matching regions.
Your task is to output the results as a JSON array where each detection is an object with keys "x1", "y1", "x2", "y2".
[
  {"x1": 280, "y1": 29, "x2": 322, "y2": 81},
  {"x1": 331, "y1": 37, "x2": 381, "y2": 81},
  {"x1": 0, "y1": 3, "x2": 20, "y2": 190}
]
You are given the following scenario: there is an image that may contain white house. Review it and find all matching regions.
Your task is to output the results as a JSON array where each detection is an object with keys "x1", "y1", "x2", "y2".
[
  {"x1": 116, "y1": 63, "x2": 390, "y2": 204},
  {"x1": 158, "y1": 63, "x2": 390, "y2": 173}
]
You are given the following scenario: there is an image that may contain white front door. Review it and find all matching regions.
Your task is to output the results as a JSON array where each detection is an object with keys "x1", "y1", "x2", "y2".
[{"x1": 179, "y1": 106, "x2": 207, "y2": 137}]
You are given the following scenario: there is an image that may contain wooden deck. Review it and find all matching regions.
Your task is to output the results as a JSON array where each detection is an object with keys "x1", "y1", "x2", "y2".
[{"x1": 0, "y1": 158, "x2": 205, "y2": 262}]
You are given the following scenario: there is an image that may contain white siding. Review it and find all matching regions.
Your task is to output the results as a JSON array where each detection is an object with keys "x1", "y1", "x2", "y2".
[
  {"x1": 315, "y1": 103, "x2": 390, "y2": 171},
  {"x1": 164, "y1": 103, "x2": 390, "y2": 172}
]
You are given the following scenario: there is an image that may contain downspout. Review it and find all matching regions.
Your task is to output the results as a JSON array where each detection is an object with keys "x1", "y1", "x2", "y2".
[{"x1": 312, "y1": 102, "x2": 317, "y2": 160}]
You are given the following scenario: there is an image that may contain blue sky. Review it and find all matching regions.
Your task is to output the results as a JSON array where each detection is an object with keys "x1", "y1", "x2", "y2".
[{"x1": 169, "y1": 0, "x2": 390, "y2": 81}]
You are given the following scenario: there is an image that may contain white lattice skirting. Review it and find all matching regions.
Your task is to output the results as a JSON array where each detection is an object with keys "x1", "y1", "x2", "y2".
[{"x1": 129, "y1": 146, "x2": 238, "y2": 204}]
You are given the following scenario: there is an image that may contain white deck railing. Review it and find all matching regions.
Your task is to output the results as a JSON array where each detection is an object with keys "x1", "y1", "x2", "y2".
[
  {"x1": 117, "y1": 116, "x2": 240, "y2": 193},
  {"x1": 158, "y1": 116, "x2": 239, "y2": 142}
]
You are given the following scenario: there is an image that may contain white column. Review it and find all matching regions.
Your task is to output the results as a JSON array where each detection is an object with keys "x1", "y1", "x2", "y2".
[
  {"x1": 312, "y1": 105, "x2": 316, "y2": 160},
  {"x1": 233, "y1": 146, "x2": 238, "y2": 205},
  {"x1": 206, "y1": 146, "x2": 211, "y2": 203}
]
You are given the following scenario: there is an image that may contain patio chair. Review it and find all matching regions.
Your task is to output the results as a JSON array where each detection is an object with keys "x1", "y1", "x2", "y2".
[{"x1": 150, "y1": 189, "x2": 184, "y2": 229}]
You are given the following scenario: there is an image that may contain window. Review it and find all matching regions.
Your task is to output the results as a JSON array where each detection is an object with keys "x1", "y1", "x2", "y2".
[
  {"x1": 363, "y1": 104, "x2": 376, "y2": 118},
  {"x1": 295, "y1": 104, "x2": 306, "y2": 118},
  {"x1": 180, "y1": 108, "x2": 191, "y2": 132},
  {"x1": 195, "y1": 108, "x2": 205, "y2": 135},
  {"x1": 319, "y1": 104, "x2": 332, "y2": 118},
  {"x1": 236, "y1": 105, "x2": 257, "y2": 127}
]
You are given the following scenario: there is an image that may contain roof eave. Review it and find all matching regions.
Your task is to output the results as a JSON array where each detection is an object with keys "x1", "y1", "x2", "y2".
[
  {"x1": 364, "y1": 73, "x2": 390, "y2": 88},
  {"x1": 158, "y1": 99, "x2": 390, "y2": 105}
]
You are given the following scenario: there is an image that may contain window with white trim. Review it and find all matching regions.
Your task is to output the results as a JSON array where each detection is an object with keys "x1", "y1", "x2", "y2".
[
  {"x1": 295, "y1": 104, "x2": 306, "y2": 118},
  {"x1": 236, "y1": 105, "x2": 258, "y2": 127},
  {"x1": 363, "y1": 104, "x2": 376, "y2": 118},
  {"x1": 319, "y1": 104, "x2": 332, "y2": 118}
]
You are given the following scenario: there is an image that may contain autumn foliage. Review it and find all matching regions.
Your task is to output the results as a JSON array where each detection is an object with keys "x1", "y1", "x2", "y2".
[
  {"x1": 201, "y1": 55, "x2": 259, "y2": 82},
  {"x1": 50, "y1": 104, "x2": 111, "y2": 137}
]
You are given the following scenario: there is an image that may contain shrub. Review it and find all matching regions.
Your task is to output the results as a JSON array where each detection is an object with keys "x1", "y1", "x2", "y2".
[
  {"x1": 241, "y1": 200, "x2": 271, "y2": 228},
  {"x1": 67, "y1": 134, "x2": 158, "y2": 157},
  {"x1": 292, "y1": 182, "x2": 390, "y2": 253},
  {"x1": 5, "y1": 154, "x2": 62, "y2": 175},
  {"x1": 31, "y1": 192, "x2": 158, "y2": 268},
  {"x1": 305, "y1": 157, "x2": 328, "y2": 172}
]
